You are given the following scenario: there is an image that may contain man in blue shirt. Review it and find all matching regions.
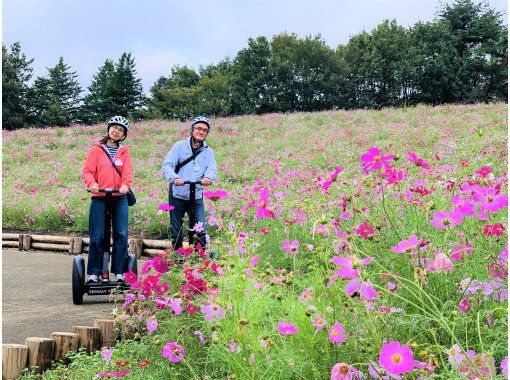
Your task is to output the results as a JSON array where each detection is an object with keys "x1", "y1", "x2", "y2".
[{"x1": 162, "y1": 116, "x2": 218, "y2": 251}]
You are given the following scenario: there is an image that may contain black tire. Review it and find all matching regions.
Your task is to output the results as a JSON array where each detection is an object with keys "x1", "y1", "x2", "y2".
[
  {"x1": 72, "y1": 258, "x2": 84, "y2": 305},
  {"x1": 130, "y1": 254, "x2": 138, "y2": 275}
]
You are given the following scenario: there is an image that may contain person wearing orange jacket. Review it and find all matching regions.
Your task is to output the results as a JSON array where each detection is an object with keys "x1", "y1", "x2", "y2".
[{"x1": 82, "y1": 116, "x2": 133, "y2": 284}]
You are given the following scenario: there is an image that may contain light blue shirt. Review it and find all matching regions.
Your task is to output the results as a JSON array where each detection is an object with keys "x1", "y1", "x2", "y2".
[{"x1": 162, "y1": 137, "x2": 218, "y2": 200}]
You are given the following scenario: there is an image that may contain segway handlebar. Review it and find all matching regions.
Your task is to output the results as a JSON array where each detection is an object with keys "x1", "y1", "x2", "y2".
[
  {"x1": 182, "y1": 181, "x2": 202, "y2": 185},
  {"x1": 87, "y1": 188, "x2": 120, "y2": 194}
]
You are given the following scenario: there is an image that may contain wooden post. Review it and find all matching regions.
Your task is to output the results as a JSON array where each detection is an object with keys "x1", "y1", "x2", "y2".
[
  {"x1": 2, "y1": 344, "x2": 28, "y2": 380},
  {"x1": 71, "y1": 326, "x2": 101, "y2": 354},
  {"x1": 135, "y1": 238, "x2": 144, "y2": 259},
  {"x1": 93, "y1": 319, "x2": 116, "y2": 347},
  {"x1": 22, "y1": 235, "x2": 32, "y2": 251},
  {"x1": 25, "y1": 337, "x2": 54, "y2": 374},
  {"x1": 71, "y1": 237, "x2": 83, "y2": 255},
  {"x1": 50, "y1": 332, "x2": 79, "y2": 362}
]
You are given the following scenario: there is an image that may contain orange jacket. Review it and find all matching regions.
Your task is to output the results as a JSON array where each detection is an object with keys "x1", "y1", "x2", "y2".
[{"x1": 82, "y1": 143, "x2": 133, "y2": 197}]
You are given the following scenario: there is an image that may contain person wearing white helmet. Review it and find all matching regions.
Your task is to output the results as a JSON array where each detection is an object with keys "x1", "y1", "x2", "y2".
[
  {"x1": 82, "y1": 116, "x2": 134, "y2": 284},
  {"x1": 162, "y1": 116, "x2": 218, "y2": 251}
]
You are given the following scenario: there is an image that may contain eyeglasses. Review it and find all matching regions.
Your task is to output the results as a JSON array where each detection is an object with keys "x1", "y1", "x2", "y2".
[
  {"x1": 110, "y1": 125, "x2": 125, "y2": 132},
  {"x1": 194, "y1": 127, "x2": 209, "y2": 133}
]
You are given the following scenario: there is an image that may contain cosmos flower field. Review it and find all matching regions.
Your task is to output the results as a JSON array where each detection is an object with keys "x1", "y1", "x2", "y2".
[{"x1": 5, "y1": 103, "x2": 508, "y2": 379}]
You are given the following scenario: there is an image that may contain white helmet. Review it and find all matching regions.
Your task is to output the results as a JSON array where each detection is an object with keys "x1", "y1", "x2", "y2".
[
  {"x1": 191, "y1": 116, "x2": 210, "y2": 131},
  {"x1": 108, "y1": 115, "x2": 129, "y2": 130},
  {"x1": 107, "y1": 116, "x2": 129, "y2": 140}
]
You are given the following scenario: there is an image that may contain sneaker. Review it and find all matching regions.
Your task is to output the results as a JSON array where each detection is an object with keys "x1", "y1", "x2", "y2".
[
  {"x1": 87, "y1": 275, "x2": 100, "y2": 284},
  {"x1": 115, "y1": 274, "x2": 125, "y2": 283}
]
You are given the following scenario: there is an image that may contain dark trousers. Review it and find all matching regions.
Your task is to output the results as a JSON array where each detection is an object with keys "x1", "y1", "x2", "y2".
[
  {"x1": 169, "y1": 194, "x2": 206, "y2": 250},
  {"x1": 88, "y1": 196, "x2": 128, "y2": 275}
]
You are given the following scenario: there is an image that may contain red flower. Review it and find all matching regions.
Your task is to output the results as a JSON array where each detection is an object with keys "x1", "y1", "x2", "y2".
[
  {"x1": 136, "y1": 360, "x2": 150, "y2": 367},
  {"x1": 115, "y1": 360, "x2": 129, "y2": 366}
]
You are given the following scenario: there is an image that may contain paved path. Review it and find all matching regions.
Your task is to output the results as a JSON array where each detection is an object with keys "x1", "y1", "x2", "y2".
[{"x1": 2, "y1": 249, "x2": 123, "y2": 344}]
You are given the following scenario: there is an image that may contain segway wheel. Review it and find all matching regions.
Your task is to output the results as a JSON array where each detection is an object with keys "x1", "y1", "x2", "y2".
[
  {"x1": 127, "y1": 253, "x2": 138, "y2": 275},
  {"x1": 72, "y1": 258, "x2": 84, "y2": 305}
]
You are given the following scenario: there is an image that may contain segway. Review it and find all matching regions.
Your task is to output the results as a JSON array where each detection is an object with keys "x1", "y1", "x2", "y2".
[
  {"x1": 178, "y1": 181, "x2": 218, "y2": 258},
  {"x1": 72, "y1": 188, "x2": 137, "y2": 305}
]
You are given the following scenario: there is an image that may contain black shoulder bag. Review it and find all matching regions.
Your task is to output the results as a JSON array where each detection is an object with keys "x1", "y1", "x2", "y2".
[{"x1": 101, "y1": 147, "x2": 136, "y2": 206}]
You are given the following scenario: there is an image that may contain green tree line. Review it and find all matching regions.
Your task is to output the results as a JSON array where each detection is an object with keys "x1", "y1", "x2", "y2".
[{"x1": 3, "y1": 0, "x2": 507, "y2": 129}]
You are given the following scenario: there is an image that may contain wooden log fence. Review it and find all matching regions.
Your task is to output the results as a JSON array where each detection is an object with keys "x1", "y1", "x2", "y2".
[
  {"x1": 2, "y1": 233, "x2": 172, "y2": 257},
  {"x1": 2, "y1": 318, "x2": 120, "y2": 379}
]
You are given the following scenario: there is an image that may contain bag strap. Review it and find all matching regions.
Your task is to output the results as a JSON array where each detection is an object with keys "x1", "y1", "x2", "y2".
[
  {"x1": 175, "y1": 147, "x2": 206, "y2": 174},
  {"x1": 101, "y1": 145, "x2": 123, "y2": 178}
]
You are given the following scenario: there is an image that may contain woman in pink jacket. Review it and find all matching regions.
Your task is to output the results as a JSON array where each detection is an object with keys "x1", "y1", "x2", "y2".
[{"x1": 82, "y1": 116, "x2": 133, "y2": 284}]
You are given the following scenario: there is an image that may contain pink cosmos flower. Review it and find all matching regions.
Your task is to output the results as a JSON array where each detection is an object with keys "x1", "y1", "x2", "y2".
[
  {"x1": 379, "y1": 165, "x2": 404, "y2": 185},
  {"x1": 391, "y1": 235, "x2": 422, "y2": 255},
  {"x1": 445, "y1": 344, "x2": 464, "y2": 366},
  {"x1": 191, "y1": 221, "x2": 204, "y2": 233},
  {"x1": 203, "y1": 189, "x2": 228, "y2": 201},
  {"x1": 476, "y1": 165, "x2": 492, "y2": 178},
  {"x1": 162, "y1": 342, "x2": 185, "y2": 362},
  {"x1": 200, "y1": 303, "x2": 226, "y2": 322},
  {"x1": 458, "y1": 298, "x2": 470, "y2": 312},
  {"x1": 406, "y1": 151, "x2": 430, "y2": 169},
  {"x1": 360, "y1": 147, "x2": 395, "y2": 174},
  {"x1": 345, "y1": 279, "x2": 379, "y2": 301},
  {"x1": 431, "y1": 251, "x2": 454, "y2": 273},
  {"x1": 353, "y1": 221, "x2": 375, "y2": 239},
  {"x1": 501, "y1": 355, "x2": 508, "y2": 379},
  {"x1": 312, "y1": 314, "x2": 328, "y2": 331},
  {"x1": 146, "y1": 317, "x2": 158, "y2": 333},
  {"x1": 329, "y1": 322, "x2": 346, "y2": 344},
  {"x1": 473, "y1": 187, "x2": 508, "y2": 213},
  {"x1": 430, "y1": 210, "x2": 463, "y2": 229},
  {"x1": 483, "y1": 223, "x2": 506, "y2": 237},
  {"x1": 451, "y1": 195, "x2": 475, "y2": 216},
  {"x1": 157, "y1": 203, "x2": 174, "y2": 212},
  {"x1": 277, "y1": 322, "x2": 298, "y2": 335},
  {"x1": 379, "y1": 341, "x2": 414, "y2": 375},
  {"x1": 100, "y1": 348, "x2": 113, "y2": 364},
  {"x1": 332, "y1": 256, "x2": 373, "y2": 279},
  {"x1": 330, "y1": 363, "x2": 361, "y2": 380},
  {"x1": 282, "y1": 240, "x2": 300, "y2": 255},
  {"x1": 322, "y1": 166, "x2": 344, "y2": 190},
  {"x1": 299, "y1": 288, "x2": 313, "y2": 304},
  {"x1": 169, "y1": 298, "x2": 183, "y2": 315},
  {"x1": 255, "y1": 187, "x2": 275, "y2": 220}
]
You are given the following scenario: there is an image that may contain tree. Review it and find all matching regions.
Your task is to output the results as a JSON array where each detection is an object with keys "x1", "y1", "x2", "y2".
[
  {"x1": 438, "y1": 0, "x2": 507, "y2": 102},
  {"x1": 81, "y1": 59, "x2": 117, "y2": 124},
  {"x1": 2, "y1": 42, "x2": 34, "y2": 130},
  {"x1": 32, "y1": 57, "x2": 82, "y2": 127},
  {"x1": 110, "y1": 52, "x2": 144, "y2": 117},
  {"x1": 230, "y1": 36, "x2": 272, "y2": 114},
  {"x1": 409, "y1": 21, "x2": 460, "y2": 104}
]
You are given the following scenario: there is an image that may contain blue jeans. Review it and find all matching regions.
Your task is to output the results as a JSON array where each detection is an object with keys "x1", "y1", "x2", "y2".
[
  {"x1": 169, "y1": 195, "x2": 206, "y2": 250},
  {"x1": 88, "y1": 196, "x2": 128, "y2": 275}
]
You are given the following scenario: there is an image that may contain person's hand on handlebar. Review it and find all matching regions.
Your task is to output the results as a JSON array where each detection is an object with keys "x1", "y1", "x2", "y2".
[
  {"x1": 173, "y1": 178, "x2": 184, "y2": 186},
  {"x1": 119, "y1": 184, "x2": 129, "y2": 194},
  {"x1": 90, "y1": 183, "x2": 100, "y2": 194},
  {"x1": 201, "y1": 177, "x2": 212, "y2": 186}
]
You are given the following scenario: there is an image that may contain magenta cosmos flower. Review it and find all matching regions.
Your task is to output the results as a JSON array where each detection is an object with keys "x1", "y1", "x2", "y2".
[
  {"x1": 146, "y1": 317, "x2": 158, "y2": 333},
  {"x1": 322, "y1": 166, "x2": 344, "y2": 190},
  {"x1": 255, "y1": 187, "x2": 275, "y2": 220},
  {"x1": 203, "y1": 189, "x2": 228, "y2": 201},
  {"x1": 162, "y1": 342, "x2": 185, "y2": 362},
  {"x1": 360, "y1": 147, "x2": 395, "y2": 174},
  {"x1": 332, "y1": 256, "x2": 373, "y2": 279},
  {"x1": 429, "y1": 210, "x2": 463, "y2": 229},
  {"x1": 277, "y1": 322, "x2": 299, "y2": 335},
  {"x1": 391, "y1": 235, "x2": 422, "y2": 255},
  {"x1": 157, "y1": 203, "x2": 174, "y2": 212},
  {"x1": 379, "y1": 341, "x2": 414, "y2": 375},
  {"x1": 329, "y1": 322, "x2": 346, "y2": 344}
]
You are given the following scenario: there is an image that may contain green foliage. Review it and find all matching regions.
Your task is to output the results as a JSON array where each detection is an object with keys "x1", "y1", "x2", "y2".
[
  {"x1": 31, "y1": 57, "x2": 82, "y2": 127},
  {"x1": 2, "y1": 42, "x2": 35, "y2": 130}
]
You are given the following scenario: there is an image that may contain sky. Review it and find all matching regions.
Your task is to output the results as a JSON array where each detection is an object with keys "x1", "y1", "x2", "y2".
[{"x1": 3, "y1": 0, "x2": 508, "y2": 95}]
